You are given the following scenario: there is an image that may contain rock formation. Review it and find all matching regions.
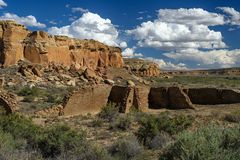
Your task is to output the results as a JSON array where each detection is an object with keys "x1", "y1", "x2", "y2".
[
  {"x1": 0, "y1": 20, "x2": 124, "y2": 70},
  {"x1": 124, "y1": 58, "x2": 160, "y2": 77}
]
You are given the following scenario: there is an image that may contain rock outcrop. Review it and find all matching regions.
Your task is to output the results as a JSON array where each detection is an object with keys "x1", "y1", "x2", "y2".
[
  {"x1": 0, "y1": 20, "x2": 124, "y2": 70},
  {"x1": 124, "y1": 58, "x2": 160, "y2": 77}
]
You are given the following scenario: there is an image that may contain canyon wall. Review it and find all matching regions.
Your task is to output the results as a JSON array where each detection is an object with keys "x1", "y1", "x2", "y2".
[{"x1": 0, "y1": 20, "x2": 124, "y2": 70}]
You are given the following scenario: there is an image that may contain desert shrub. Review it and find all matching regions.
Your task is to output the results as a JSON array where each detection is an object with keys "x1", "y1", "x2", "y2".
[
  {"x1": 37, "y1": 124, "x2": 86, "y2": 158},
  {"x1": 75, "y1": 143, "x2": 112, "y2": 160},
  {"x1": 98, "y1": 103, "x2": 119, "y2": 122},
  {"x1": 110, "y1": 114, "x2": 133, "y2": 130},
  {"x1": 137, "y1": 114, "x2": 159, "y2": 146},
  {"x1": 137, "y1": 113, "x2": 194, "y2": 146},
  {"x1": 149, "y1": 132, "x2": 172, "y2": 150},
  {"x1": 0, "y1": 129, "x2": 15, "y2": 152},
  {"x1": 17, "y1": 86, "x2": 45, "y2": 97},
  {"x1": 46, "y1": 94, "x2": 62, "y2": 104},
  {"x1": 110, "y1": 135, "x2": 143, "y2": 160},
  {"x1": 0, "y1": 114, "x2": 111, "y2": 159},
  {"x1": 160, "y1": 125, "x2": 240, "y2": 160},
  {"x1": 157, "y1": 113, "x2": 194, "y2": 135},
  {"x1": 224, "y1": 114, "x2": 240, "y2": 123},
  {"x1": 57, "y1": 144, "x2": 111, "y2": 160},
  {"x1": 91, "y1": 118, "x2": 104, "y2": 127},
  {"x1": 224, "y1": 109, "x2": 240, "y2": 123},
  {"x1": 221, "y1": 126, "x2": 240, "y2": 153},
  {"x1": 132, "y1": 111, "x2": 149, "y2": 123},
  {"x1": 0, "y1": 114, "x2": 41, "y2": 148}
]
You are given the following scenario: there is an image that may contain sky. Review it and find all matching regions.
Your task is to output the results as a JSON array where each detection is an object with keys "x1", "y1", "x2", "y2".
[{"x1": 0, "y1": 0, "x2": 240, "y2": 70}]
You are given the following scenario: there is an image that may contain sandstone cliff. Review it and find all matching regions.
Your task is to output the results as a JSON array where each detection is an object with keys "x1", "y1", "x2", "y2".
[{"x1": 0, "y1": 20, "x2": 124, "y2": 70}]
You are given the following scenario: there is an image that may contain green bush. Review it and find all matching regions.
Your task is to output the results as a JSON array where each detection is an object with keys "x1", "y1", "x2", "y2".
[
  {"x1": 0, "y1": 114, "x2": 111, "y2": 159},
  {"x1": 0, "y1": 114, "x2": 41, "y2": 148},
  {"x1": 37, "y1": 124, "x2": 86, "y2": 158},
  {"x1": 224, "y1": 109, "x2": 240, "y2": 123},
  {"x1": 110, "y1": 135, "x2": 143, "y2": 160},
  {"x1": 157, "y1": 113, "x2": 194, "y2": 135},
  {"x1": 149, "y1": 132, "x2": 172, "y2": 150},
  {"x1": 0, "y1": 129, "x2": 15, "y2": 152},
  {"x1": 17, "y1": 87, "x2": 44, "y2": 97},
  {"x1": 91, "y1": 118, "x2": 104, "y2": 127},
  {"x1": 98, "y1": 103, "x2": 119, "y2": 122},
  {"x1": 137, "y1": 113, "x2": 194, "y2": 146},
  {"x1": 224, "y1": 114, "x2": 240, "y2": 123},
  {"x1": 110, "y1": 114, "x2": 133, "y2": 130},
  {"x1": 160, "y1": 125, "x2": 240, "y2": 160},
  {"x1": 137, "y1": 114, "x2": 159, "y2": 146}
]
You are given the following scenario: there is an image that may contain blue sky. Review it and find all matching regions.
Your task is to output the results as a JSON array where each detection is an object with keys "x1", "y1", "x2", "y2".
[{"x1": 0, "y1": 0, "x2": 240, "y2": 70}]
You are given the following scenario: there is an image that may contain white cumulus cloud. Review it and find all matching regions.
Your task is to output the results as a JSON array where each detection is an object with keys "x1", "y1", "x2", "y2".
[
  {"x1": 0, "y1": 0, "x2": 7, "y2": 8},
  {"x1": 145, "y1": 57, "x2": 188, "y2": 70},
  {"x1": 127, "y1": 20, "x2": 226, "y2": 50},
  {"x1": 48, "y1": 12, "x2": 125, "y2": 47},
  {"x1": 122, "y1": 47, "x2": 143, "y2": 58},
  {"x1": 0, "y1": 13, "x2": 46, "y2": 28},
  {"x1": 164, "y1": 49, "x2": 240, "y2": 68},
  {"x1": 158, "y1": 8, "x2": 225, "y2": 26},
  {"x1": 126, "y1": 8, "x2": 240, "y2": 69},
  {"x1": 218, "y1": 7, "x2": 240, "y2": 26},
  {"x1": 71, "y1": 7, "x2": 89, "y2": 13}
]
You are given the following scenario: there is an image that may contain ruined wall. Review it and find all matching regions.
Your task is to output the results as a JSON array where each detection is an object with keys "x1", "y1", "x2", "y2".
[
  {"x1": 149, "y1": 87, "x2": 194, "y2": 109},
  {"x1": 0, "y1": 21, "x2": 124, "y2": 70},
  {"x1": 63, "y1": 85, "x2": 112, "y2": 116},
  {"x1": 61, "y1": 85, "x2": 240, "y2": 116},
  {"x1": 186, "y1": 88, "x2": 240, "y2": 105},
  {"x1": 108, "y1": 86, "x2": 134, "y2": 113},
  {"x1": 0, "y1": 90, "x2": 18, "y2": 114},
  {"x1": 168, "y1": 87, "x2": 194, "y2": 109},
  {"x1": 133, "y1": 86, "x2": 150, "y2": 112}
]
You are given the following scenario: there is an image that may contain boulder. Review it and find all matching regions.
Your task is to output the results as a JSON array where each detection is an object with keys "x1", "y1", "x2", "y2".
[
  {"x1": 84, "y1": 68, "x2": 97, "y2": 80},
  {"x1": 104, "y1": 79, "x2": 115, "y2": 85},
  {"x1": 127, "y1": 80, "x2": 135, "y2": 87}
]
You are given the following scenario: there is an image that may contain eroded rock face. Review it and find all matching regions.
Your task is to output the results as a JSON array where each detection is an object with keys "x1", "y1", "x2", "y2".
[
  {"x1": 0, "y1": 21, "x2": 124, "y2": 70},
  {"x1": 0, "y1": 21, "x2": 30, "y2": 66}
]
